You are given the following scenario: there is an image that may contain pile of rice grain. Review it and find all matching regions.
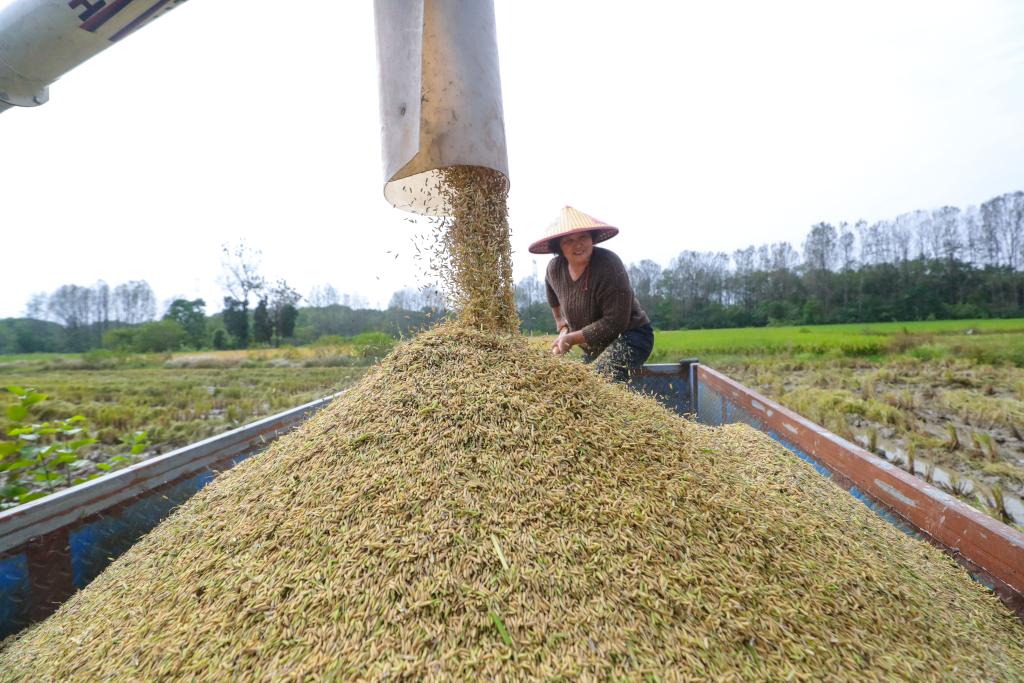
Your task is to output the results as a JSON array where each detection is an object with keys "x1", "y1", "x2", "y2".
[{"x1": 2, "y1": 324, "x2": 1022, "y2": 681}]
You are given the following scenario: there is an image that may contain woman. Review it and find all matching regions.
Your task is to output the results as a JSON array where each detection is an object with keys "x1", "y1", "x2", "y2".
[{"x1": 530, "y1": 206, "x2": 654, "y2": 383}]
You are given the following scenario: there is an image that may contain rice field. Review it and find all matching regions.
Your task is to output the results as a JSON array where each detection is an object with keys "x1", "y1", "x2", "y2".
[{"x1": 0, "y1": 346, "x2": 369, "y2": 506}]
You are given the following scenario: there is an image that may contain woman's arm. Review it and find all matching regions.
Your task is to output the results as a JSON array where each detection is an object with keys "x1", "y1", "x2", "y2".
[{"x1": 550, "y1": 306, "x2": 569, "y2": 334}]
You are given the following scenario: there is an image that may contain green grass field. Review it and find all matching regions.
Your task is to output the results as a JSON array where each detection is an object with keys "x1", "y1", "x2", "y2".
[{"x1": 649, "y1": 318, "x2": 1024, "y2": 365}]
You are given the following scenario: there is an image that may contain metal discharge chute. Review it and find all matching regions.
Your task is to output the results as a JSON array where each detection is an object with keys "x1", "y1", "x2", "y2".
[
  {"x1": 0, "y1": 0, "x2": 189, "y2": 114},
  {"x1": 375, "y1": 0, "x2": 509, "y2": 215}
]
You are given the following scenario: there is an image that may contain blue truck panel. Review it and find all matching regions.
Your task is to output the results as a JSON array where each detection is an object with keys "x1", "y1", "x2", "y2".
[{"x1": 0, "y1": 554, "x2": 30, "y2": 636}]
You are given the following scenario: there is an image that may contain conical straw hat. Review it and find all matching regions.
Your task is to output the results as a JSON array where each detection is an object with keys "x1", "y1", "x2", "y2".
[{"x1": 528, "y1": 206, "x2": 619, "y2": 254}]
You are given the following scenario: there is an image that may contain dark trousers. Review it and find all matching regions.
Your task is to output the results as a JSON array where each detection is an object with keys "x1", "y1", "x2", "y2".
[{"x1": 583, "y1": 323, "x2": 655, "y2": 383}]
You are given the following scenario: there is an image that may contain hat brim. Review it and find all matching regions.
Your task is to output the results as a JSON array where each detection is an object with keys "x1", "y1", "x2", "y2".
[{"x1": 528, "y1": 226, "x2": 619, "y2": 255}]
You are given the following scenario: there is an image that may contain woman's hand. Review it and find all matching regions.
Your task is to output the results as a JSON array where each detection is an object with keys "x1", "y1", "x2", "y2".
[
  {"x1": 551, "y1": 330, "x2": 584, "y2": 356},
  {"x1": 551, "y1": 330, "x2": 572, "y2": 356}
]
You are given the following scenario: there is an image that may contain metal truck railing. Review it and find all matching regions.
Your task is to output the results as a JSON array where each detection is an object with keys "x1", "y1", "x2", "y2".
[{"x1": 2, "y1": 365, "x2": 1022, "y2": 640}]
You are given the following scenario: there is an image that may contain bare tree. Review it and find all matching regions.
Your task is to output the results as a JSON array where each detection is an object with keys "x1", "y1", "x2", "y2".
[
  {"x1": 767, "y1": 242, "x2": 800, "y2": 272},
  {"x1": 661, "y1": 251, "x2": 730, "y2": 313},
  {"x1": 802, "y1": 222, "x2": 839, "y2": 272},
  {"x1": 628, "y1": 259, "x2": 664, "y2": 313},
  {"x1": 930, "y1": 206, "x2": 963, "y2": 261},
  {"x1": 1009, "y1": 191, "x2": 1024, "y2": 270},
  {"x1": 48, "y1": 285, "x2": 93, "y2": 329},
  {"x1": 728, "y1": 248, "x2": 756, "y2": 308},
  {"x1": 24, "y1": 292, "x2": 49, "y2": 320},
  {"x1": 388, "y1": 288, "x2": 415, "y2": 310},
  {"x1": 112, "y1": 281, "x2": 157, "y2": 324},
  {"x1": 961, "y1": 205, "x2": 982, "y2": 265},
  {"x1": 92, "y1": 280, "x2": 111, "y2": 335},
  {"x1": 308, "y1": 284, "x2": 341, "y2": 308},
  {"x1": 419, "y1": 285, "x2": 447, "y2": 311},
  {"x1": 756, "y1": 242, "x2": 801, "y2": 303},
  {"x1": 890, "y1": 212, "x2": 919, "y2": 263},
  {"x1": 340, "y1": 292, "x2": 369, "y2": 309},
  {"x1": 980, "y1": 191, "x2": 1024, "y2": 270},
  {"x1": 857, "y1": 220, "x2": 887, "y2": 265},
  {"x1": 388, "y1": 285, "x2": 441, "y2": 311},
  {"x1": 219, "y1": 240, "x2": 266, "y2": 304},
  {"x1": 838, "y1": 222, "x2": 858, "y2": 271}
]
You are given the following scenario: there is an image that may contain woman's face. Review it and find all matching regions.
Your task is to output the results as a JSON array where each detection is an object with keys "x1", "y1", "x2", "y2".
[{"x1": 559, "y1": 231, "x2": 594, "y2": 264}]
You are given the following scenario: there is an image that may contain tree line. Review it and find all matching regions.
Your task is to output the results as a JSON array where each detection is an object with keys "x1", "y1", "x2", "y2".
[
  {"x1": 516, "y1": 190, "x2": 1024, "y2": 331},
  {"x1": 2, "y1": 190, "x2": 1022, "y2": 353},
  {"x1": 0, "y1": 244, "x2": 451, "y2": 354}
]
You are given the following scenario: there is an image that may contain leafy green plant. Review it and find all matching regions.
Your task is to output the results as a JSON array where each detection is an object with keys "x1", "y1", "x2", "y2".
[
  {"x1": 0, "y1": 388, "x2": 154, "y2": 509},
  {"x1": 96, "y1": 430, "x2": 149, "y2": 474},
  {"x1": 1, "y1": 386, "x2": 96, "y2": 505}
]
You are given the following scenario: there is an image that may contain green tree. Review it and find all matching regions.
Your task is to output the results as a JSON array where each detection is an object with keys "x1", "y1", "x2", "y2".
[
  {"x1": 133, "y1": 320, "x2": 187, "y2": 353},
  {"x1": 212, "y1": 328, "x2": 229, "y2": 350},
  {"x1": 253, "y1": 298, "x2": 273, "y2": 345},
  {"x1": 163, "y1": 299, "x2": 207, "y2": 348},
  {"x1": 222, "y1": 297, "x2": 249, "y2": 348},
  {"x1": 277, "y1": 304, "x2": 299, "y2": 340},
  {"x1": 267, "y1": 280, "x2": 302, "y2": 345},
  {"x1": 102, "y1": 327, "x2": 137, "y2": 351}
]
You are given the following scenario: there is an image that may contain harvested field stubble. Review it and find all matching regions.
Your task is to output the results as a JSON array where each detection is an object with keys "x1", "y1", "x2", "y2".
[{"x1": 2, "y1": 325, "x2": 1023, "y2": 681}]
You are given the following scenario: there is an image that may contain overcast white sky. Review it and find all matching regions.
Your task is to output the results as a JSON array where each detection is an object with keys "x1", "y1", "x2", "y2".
[{"x1": 1, "y1": 0, "x2": 1022, "y2": 317}]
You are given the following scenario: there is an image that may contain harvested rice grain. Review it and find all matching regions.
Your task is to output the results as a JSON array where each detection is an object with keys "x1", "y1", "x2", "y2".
[
  {"x1": 429, "y1": 165, "x2": 518, "y2": 333},
  {"x1": 2, "y1": 325, "x2": 1022, "y2": 681}
]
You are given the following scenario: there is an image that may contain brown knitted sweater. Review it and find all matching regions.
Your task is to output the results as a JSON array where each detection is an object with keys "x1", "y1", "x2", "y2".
[{"x1": 545, "y1": 247, "x2": 650, "y2": 354}]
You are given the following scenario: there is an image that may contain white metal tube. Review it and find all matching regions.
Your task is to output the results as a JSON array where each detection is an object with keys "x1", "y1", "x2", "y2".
[
  {"x1": 0, "y1": 0, "x2": 190, "y2": 110},
  {"x1": 374, "y1": 0, "x2": 509, "y2": 216}
]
